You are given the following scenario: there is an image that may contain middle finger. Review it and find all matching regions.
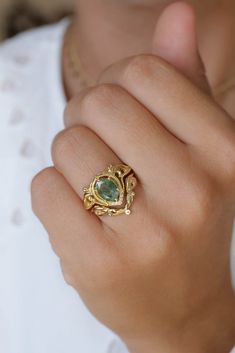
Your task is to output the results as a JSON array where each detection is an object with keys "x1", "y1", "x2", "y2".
[
  {"x1": 64, "y1": 83, "x2": 187, "y2": 189},
  {"x1": 52, "y1": 124, "x2": 145, "y2": 232}
]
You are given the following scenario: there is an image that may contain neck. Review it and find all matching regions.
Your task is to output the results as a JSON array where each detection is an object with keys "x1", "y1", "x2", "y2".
[
  {"x1": 63, "y1": 1, "x2": 235, "y2": 98},
  {"x1": 74, "y1": 1, "x2": 164, "y2": 78}
]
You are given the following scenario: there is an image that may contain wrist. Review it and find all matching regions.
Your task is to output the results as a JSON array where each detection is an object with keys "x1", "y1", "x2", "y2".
[{"x1": 124, "y1": 290, "x2": 235, "y2": 353}]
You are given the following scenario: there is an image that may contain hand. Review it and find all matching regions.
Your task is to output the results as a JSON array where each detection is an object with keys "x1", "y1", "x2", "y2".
[{"x1": 31, "y1": 3, "x2": 235, "y2": 353}]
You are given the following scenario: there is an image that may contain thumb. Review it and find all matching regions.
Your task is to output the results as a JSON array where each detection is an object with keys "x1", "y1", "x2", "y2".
[{"x1": 152, "y1": 1, "x2": 211, "y2": 94}]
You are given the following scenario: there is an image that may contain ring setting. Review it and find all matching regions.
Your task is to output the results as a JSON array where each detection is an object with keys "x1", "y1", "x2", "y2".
[{"x1": 83, "y1": 164, "x2": 137, "y2": 216}]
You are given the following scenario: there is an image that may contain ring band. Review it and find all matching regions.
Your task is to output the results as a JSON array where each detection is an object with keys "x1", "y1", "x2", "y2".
[{"x1": 83, "y1": 164, "x2": 137, "y2": 216}]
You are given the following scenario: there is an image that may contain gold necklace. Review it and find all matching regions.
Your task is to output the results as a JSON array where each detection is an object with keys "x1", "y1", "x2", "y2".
[
  {"x1": 64, "y1": 21, "x2": 235, "y2": 99},
  {"x1": 63, "y1": 21, "x2": 96, "y2": 88}
]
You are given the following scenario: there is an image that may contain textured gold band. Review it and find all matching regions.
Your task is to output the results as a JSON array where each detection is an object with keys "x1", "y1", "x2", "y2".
[{"x1": 83, "y1": 164, "x2": 137, "y2": 217}]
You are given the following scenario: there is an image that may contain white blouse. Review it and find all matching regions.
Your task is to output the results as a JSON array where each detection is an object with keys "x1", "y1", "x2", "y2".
[{"x1": 0, "y1": 18, "x2": 234, "y2": 353}]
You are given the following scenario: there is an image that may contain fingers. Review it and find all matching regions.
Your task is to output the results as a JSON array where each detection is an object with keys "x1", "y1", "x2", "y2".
[
  {"x1": 54, "y1": 102, "x2": 219, "y2": 240},
  {"x1": 152, "y1": 1, "x2": 210, "y2": 93},
  {"x1": 51, "y1": 124, "x2": 147, "y2": 232},
  {"x1": 64, "y1": 84, "x2": 187, "y2": 189},
  {"x1": 98, "y1": 55, "x2": 235, "y2": 176},
  {"x1": 62, "y1": 86, "x2": 212, "y2": 233},
  {"x1": 31, "y1": 167, "x2": 105, "y2": 265},
  {"x1": 52, "y1": 125, "x2": 120, "y2": 200}
]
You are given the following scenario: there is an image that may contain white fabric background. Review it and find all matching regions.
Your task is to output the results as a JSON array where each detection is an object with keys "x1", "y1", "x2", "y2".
[{"x1": 0, "y1": 18, "x2": 234, "y2": 353}]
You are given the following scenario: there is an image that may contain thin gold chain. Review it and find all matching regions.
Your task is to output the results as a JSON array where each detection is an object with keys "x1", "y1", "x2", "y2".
[
  {"x1": 63, "y1": 21, "x2": 96, "y2": 88},
  {"x1": 63, "y1": 21, "x2": 235, "y2": 98}
]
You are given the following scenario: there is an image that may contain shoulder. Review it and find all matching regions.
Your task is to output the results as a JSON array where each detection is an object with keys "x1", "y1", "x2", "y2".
[
  {"x1": 0, "y1": 18, "x2": 69, "y2": 91},
  {"x1": 0, "y1": 19, "x2": 67, "y2": 132},
  {"x1": 0, "y1": 21, "x2": 68, "y2": 226},
  {"x1": 0, "y1": 18, "x2": 69, "y2": 65},
  {"x1": 0, "y1": 20, "x2": 68, "y2": 180},
  {"x1": 0, "y1": 19, "x2": 69, "y2": 94}
]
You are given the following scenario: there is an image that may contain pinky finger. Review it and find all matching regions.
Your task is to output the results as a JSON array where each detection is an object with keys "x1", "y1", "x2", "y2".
[{"x1": 31, "y1": 167, "x2": 104, "y2": 264}]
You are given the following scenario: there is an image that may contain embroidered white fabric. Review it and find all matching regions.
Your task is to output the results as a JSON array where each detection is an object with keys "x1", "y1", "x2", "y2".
[
  {"x1": 0, "y1": 18, "x2": 129, "y2": 353},
  {"x1": 0, "y1": 18, "x2": 234, "y2": 353}
]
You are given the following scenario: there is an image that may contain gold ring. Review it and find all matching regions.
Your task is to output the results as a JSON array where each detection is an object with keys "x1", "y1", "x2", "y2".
[{"x1": 83, "y1": 164, "x2": 137, "y2": 216}]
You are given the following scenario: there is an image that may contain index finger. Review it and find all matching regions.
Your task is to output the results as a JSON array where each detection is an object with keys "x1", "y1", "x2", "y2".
[{"x1": 99, "y1": 54, "x2": 235, "y2": 148}]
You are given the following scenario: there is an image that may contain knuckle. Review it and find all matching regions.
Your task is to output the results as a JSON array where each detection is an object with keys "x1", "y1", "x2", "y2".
[
  {"x1": 123, "y1": 54, "x2": 168, "y2": 83},
  {"x1": 186, "y1": 176, "x2": 218, "y2": 228},
  {"x1": 31, "y1": 167, "x2": 57, "y2": 212},
  {"x1": 131, "y1": 214, "x2": 174, "y2": 264},
  {"x1": 60, "y1": 260, "x2": 76, "y2": 288},
  {"x1": 79, "y1": 83, "x2": 121, "y2": 114},
  {"x1": 221, "y1": 135, "x2": 235, "y2": 187},
  {"x1": 62, "y1": 272, "x2": 74, "y2": 287},
  {"x1": 63, "y1": 87, "x2": 91, "y2": 127},
  {"x1": 151, "y1": 224, "x2": 174, "y2": 260},
  {"x1": 84, "y1": 251, "x2": 123, "y2": 292},
  {"x1": 63, "y1": 99, "x2": 76, "y2": 128},
  {"x1": 52, "y1": 129, "x2": 71, "y2": 166},
  {"x1": 138, "y1": 230, "x2": 174, "y2": 269},
  {"x1": 93, "y1": 260, "x2": 118, "y2": 289},
  {"x1": 51, "y1": 126, "x2": 81, "y2": 165}
]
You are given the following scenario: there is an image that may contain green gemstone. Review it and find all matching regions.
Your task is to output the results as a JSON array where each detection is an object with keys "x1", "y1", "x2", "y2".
[{"x1": 95, "y1": 178, "x2": 120, "y2": 202}]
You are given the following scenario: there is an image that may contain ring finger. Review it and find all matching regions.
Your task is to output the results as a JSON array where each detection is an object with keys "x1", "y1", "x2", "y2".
[{"x1": 52, "y1": 125, "x2": 145, "y2": 232}]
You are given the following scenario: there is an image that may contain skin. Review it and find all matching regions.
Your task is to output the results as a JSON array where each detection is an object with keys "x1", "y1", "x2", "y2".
[
  {"x1": 65, "y1": 0, "x2": 235, "y2": 114},
  {"x1": 32, "y1": 1, "x2": 235, "y2": 352}
]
